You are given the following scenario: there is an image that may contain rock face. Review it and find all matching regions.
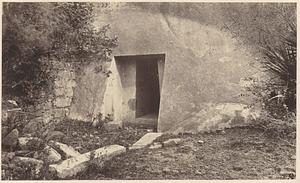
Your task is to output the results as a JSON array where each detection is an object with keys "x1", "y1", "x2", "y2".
[
  {"x1": 3, "y1": 129, "x2": 19, "y2": 148},
  {"x1": 49, "y1": 144, "x2": 126, "y2": 178},
  {"x1": 169, "y1": 103, "x2": 261, "y2": 134},
  {"x1": 51, "y1": 142, "x2": 81, "y2": 159},
  {"x1": 68, "y1": 4, "x2": 260, "y2": 133},
  {"x1": 130, "y1": 133, "x2": 163, "y2": 150}
]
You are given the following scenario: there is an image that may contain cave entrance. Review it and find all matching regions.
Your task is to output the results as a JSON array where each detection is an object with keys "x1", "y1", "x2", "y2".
[{"x1": 114, "y1": 54, "x2": 165, "y2": 130}]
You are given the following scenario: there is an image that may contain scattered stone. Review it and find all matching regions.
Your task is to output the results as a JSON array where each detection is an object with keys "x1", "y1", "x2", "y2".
[
  {"x1": 89, "y1": 134, "x2": 94, "y2": 138},
  {"x1": 233, "y1": 166, "x2": 243, "y2": 171},
  {"x1": 220, "y1": 130, "x2": 226, "y2": 134},
  {"x1": 163, "y1": 138, "x2": 183, "y2": 147},
  {"x1": 280, "y1": 170, "x2": 296, "y2": 179},
  {"x1": 163, "y1": 167, "x2": 171, "y2": 173},
  {"x1": 197, "y1": 140, "x2": 204, "y2": 144},
  {"x1": 180, "y1": 170, "x2": 187, "y2": 174},
  {"x1": 15, "y1": 150, "x2": 33, "y2": 157},
  {"x1": 74, "y1": 146, "x2": 82, "y2": 151},
  {"x1": 23, "y1": 120, "x2": 43, "y2": 134},
  {"x1": 283, "y1": 166, "x2": 296, "y2": 173},
  {"x1": 177, "y1": 141, "x2": 197, "y2": 153},
  {"x1": 249, "y1": 172, "x2": 258, "y2": 176},
  {"x1": 51, "y1": 142, "x2": 81, "y2": 159},
  {"x1": 72, "y1": 132, "x2": 78, "y2": 136},
  {"x1": 135, "y1": 164, "x2": 146, "y2": 169},
  {"x1": 290, "y1": 155, "x2": 296, "y2": 160},
  {"x1": 130, "y1": 133, "x2": 163, "y2": 150},
  {"x1": 18, "y1": 137, "x2": 45, "y2": 151},
  {"x1": 33, "y1": 151, "x2": 40, "y2": 159},
  {"x1": 149, "y1": 143, "x2": 162, "y2": 149},
  {"x1": 3, "y1": 129, "x2": 19, "y2": 148},
  {"x1": 1, "y1": 110, "x2": 8, "y2": 123},
  {"x1": 45, "y1": 131, "x2": 66, "y2": 142},
  {"x1": 42, "y1": 146, "x2": 62, "y2": 163},
  {"x1": 2, "y1": 152, "x2": 15, "y2": 163},
  {"x1": 24, "y1": 133, "x2": 33, "y2": 137},
  {"x1": 49, "y1": 144, "x2": 126, "y2": 178},
  {"x1": 195, "y1": 170, "x2": 202, "y2": 175},
  {"x1": 148, "y1": 168, "x2": 161, "y2": 174},
  {"x1": 8, "y1": 100, "x2": 18, "y2": 107},
  {"x1": 172, "y1": 169, "x2": 179, "y2": 174},
  {"x1": 103, "y1": 121, "x2": 122, "y2": 131},
  {"x1": 2, "y1": 126, "x2": 9, "y2": 138},
  {"x1": 12, "y1": 156, "x2": 44, "y2": 175}
]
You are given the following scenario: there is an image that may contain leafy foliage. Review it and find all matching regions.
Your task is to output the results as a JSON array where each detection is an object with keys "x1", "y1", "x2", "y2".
[
  {"x1": 2, "y1": 2, "x2": 118, "y2": 106},
  {"x1": 220, "y1": 3, "x2": 296, "y2": 113}
]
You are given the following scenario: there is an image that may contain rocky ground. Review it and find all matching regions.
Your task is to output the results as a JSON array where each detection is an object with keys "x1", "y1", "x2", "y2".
[
  {"x1": 2, "y1": 119, "x2": 296, "y2": 180},
  {"x1": 78, "y1": 127, "x2": 296, "y2": 180},
  {"x1": 1, "y1": 120, "x2": 148, "y2": 180},
  {"x1": 53, "y1": 120, "x2": 149, "y2": 153}
]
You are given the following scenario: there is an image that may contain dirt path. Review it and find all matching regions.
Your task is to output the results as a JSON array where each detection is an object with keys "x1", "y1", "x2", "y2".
[{"x1": 77, "y1": 127, "x2": 296, "y2": 180}]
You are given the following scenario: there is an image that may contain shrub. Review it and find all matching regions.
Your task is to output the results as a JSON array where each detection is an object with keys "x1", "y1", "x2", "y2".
[{"x1": 2, "y1": 2, "x2": 118, "y2": 107}]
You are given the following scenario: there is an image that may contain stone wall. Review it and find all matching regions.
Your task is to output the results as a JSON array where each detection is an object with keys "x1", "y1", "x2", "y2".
[
  {"x1": 23, "y1": 60, "x2": 76, "y2": 134},
  {"x1": 68, "y1": 61, "x2": 111, "y2": 122}
]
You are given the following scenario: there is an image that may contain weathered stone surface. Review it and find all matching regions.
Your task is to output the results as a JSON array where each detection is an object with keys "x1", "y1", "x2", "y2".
[
  {"x1": 3, "y1": 129, "x2": 19, "y2": 148},
  {"x1": 12, "y1": 156, "x2": 44, "y2": 175},
  {"x1": 45, "y1": 131, "x2": 66, "y2": 142},
  {"x1": 102, "y1": 121, "x2": 122, "y2": 130},
  {"x1": 42, "y1": 146, "x2": 61, "y2": 163},
  {"x1": 23, "y1": 119, "x2": 43, "y2": 134},
  {"x1": 52, "y1": 142, "x2": 81, "y2": 159},
  {"x1": 14, "y1": 150, "x2": 32, "y2": 157},
  {"x1": 18, "y1": 137, "x2": 44, "y2": 151},
  {"x1": 49, "y1": 144, "x2": 126, "y2": 178},
  {"x1": 91, "y1": 144, "x2": 126, "y2": 166},
  {"x1": 54, "y1": 97, "x2": 72, "y2": 108},
  {"x1": 149, "y1": 143, "x2": 162, "y2": 149},
  {"x1": 169, "y1": 103, "x2": 261, "y2": 134},
  {"x1": 130, "y1": 133, "x2": 163, "y2": 150},
  {"x1": 232, "y1": 165, "x2": 243, "y2": 171},
  {"x1": 163, "y1": 138, "x2": 183, "y2": 147},
  {"x1": 7, "y1": 100, "x2": 18, "y2": 107},
  {"x1": 280, "y1": 169, "x2": 296, "y2": 178},
  {"x1": 1, "y1": 110, "x2": 8, "y2": 123},
  {"x1": 197, "y1": 140, "x2": 204, "y2": 144},
  {"x1": 2, "y1": 152, "x2": 15, "y2": 163},
  {"x1": 52, "y1": 108, "x2": 66, "y2": 118},
  {"x1": 68, "y1": 61, "x2": 109, "y2": 122},
  {"x1": 2, "y1": 126, "x2": 9, "y2": 138},
  {"x1": 54, "y1": 87, "x2": 73, "y2": 97}
]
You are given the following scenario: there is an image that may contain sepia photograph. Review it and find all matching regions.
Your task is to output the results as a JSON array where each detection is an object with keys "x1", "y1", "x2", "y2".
[{"x1": 1, "y1": 1, "x2": 297, "y2": 180}]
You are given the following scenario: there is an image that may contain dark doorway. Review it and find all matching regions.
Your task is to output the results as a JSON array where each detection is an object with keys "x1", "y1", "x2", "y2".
[
  {"x1": 136, "y1": 59, "x2": 160, "y2": 118},
  {"x1": 114, "y1": 54, "x2": 165, "y2": 130}
]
